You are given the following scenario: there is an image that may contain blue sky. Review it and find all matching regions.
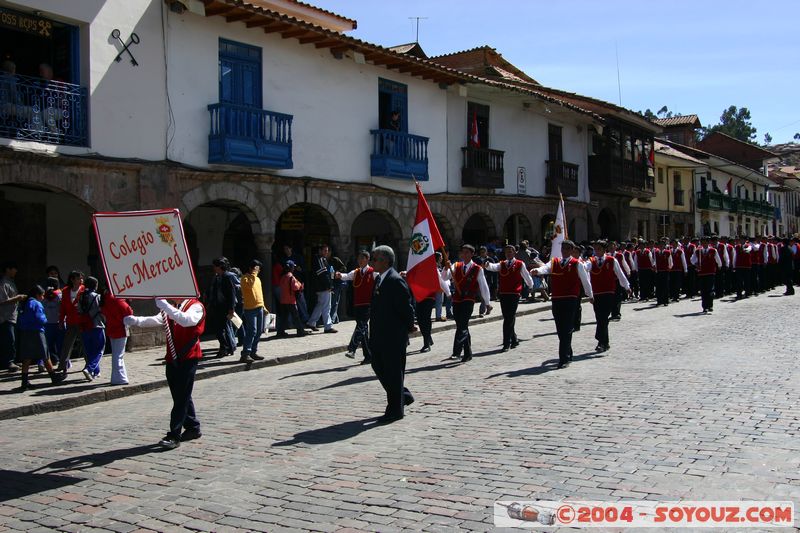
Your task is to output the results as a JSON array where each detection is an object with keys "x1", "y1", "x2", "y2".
[{"x1": 314, "y1": 0, "x2": 800, "y2": 144}]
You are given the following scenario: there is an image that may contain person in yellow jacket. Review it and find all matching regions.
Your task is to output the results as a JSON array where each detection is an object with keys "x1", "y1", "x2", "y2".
[{"x1": 240, "y1": 259, "x2": 268, "y2": 363}]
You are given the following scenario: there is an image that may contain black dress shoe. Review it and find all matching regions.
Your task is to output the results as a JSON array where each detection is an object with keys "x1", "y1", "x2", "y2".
[
  {"x1": 403, "y1": 394, "x2": 415, "y2": 406},
  {"x1": 250, "y1": 354, "x2": 265, "y2": 361},
  {"x1": 360, "y1": 358, "x2": 372, "y2": 365},
  {"x1": 180, "y1": 428, "x2": 202, "y2": 442},
  {"x1": 420, "y1": 345, "x2": 431, "y2": 353},
  {"x1": 376, "y1": 414, "x2": 403, "y2": 424},
  {"x1": 461, "y1": 354, "x2": 472, "y2": 362},
  {"x1": 501, "y1": 347, "x2": 509, "y2": 352},
  {"x1": 557, "y1": 361, "x2": 569, "y2": 369}
]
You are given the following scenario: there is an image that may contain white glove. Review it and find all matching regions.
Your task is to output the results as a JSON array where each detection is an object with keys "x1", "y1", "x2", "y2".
[
  {"x1": 155, "y1": 298, "x2": 170, "y2": 311},
  {"x1": 123, "y1": 315, "x2": 136, "y2": 326}
]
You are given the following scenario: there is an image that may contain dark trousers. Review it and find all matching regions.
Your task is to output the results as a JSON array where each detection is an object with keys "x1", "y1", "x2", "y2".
[
  {"x1": 715, "y1": 269, "x2": 726, "y2": 297},
  {"x1": 370, "y1": 345, "x2": 411, "y2": 418},
  {"x1": 655, "y1": 271, "x2": 670, "y2": 305},
  {"x1": 415, "y1": 298, "x2": 434, "y2": 347},
  {"x1": 639, "y1": 269, "x2": 654, "y2": 300},
  {"x1": 57, "y1": 324, "x2": 84, "y2": 369},
  {"x1": 783, "y1": 267, "x2": 795, "y2": 295},
  {"x1": 750, "y1": 266, "x2": 761, "y2": 294},
  {"x1": 348, "y1": 305, "x2": 371, "y2": 358},
  {"x1": 592, "y1": 293, "x2": 614, "y2": 347},
  {"x1": 165, "y1": 358, "x2": 200, "y2": 438},
  {"x1": 669, "y1": 271, "x2": 684, "y2": 301},
  {"x1": 499, "y1": 294, "x2": 520, "y2": 348},
  {"x1": 452, "y1": 301, "x2": 474, "y2": 358},
  {"x1": 611, "y1": 282, "x2": 624, "y2": 319},
  {"x1": 551, "y1": 298, "x2": 578, "y2": 364},
  {"x1": 685, "y1": 266, "x2": 697, "y2": 297},
  {"x1": 278, "y1": 303, "x2": 303, "y2": 335},
  {"x1": 573, "y1": 301, "x2": 582, "y2": 331},
  {"x1": 0, "y1": 321, "x2": 15, "y2": 369},
  {"x1": 727, "y1": 265, "x2": 737, "y2": 294},
  {"x1": 630, "y1": 271, "x2": 640, "y2": 298},
  {"x1": 736, "y1": 268, "x2": 751, "y2": 298},
  {"x1": 699, "y1": 274, "x2": 715, "y2": 311}
]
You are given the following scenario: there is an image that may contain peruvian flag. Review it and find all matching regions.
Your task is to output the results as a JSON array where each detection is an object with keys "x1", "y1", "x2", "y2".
[
  {"x1": 550, "y1": 194, "x2": 567, "y2": 260},
  {"x1": 406, "y1": 182, "x2": 445, "y2": 302},
  {"x1": 469, "y1": 110, "x2": 480, "y2": 148},
  {"x1": 648, "y1": 144, "x2": 655, "y2": 167}
]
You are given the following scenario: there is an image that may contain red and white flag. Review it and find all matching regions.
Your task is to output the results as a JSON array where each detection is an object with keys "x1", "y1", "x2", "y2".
[
  {"x1": 406, "y1": 182, "x2": 445, "y2": 302},
  {"x1": 469, "y1": 111, "x2": 480, "y2": 148}
]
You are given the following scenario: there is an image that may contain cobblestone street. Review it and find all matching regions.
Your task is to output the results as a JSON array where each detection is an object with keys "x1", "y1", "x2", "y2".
[{"x1": 0, "y1": 289, "x2": 798, "y2": 532}]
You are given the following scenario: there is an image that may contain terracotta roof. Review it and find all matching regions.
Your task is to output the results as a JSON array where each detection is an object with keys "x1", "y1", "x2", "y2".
[
  {"x1": 432, "y1": 45, "x2": 540, "y2": 85},
  {"x1": 660, "y1": 138, "x2": 773, "y2": 184},
  {"x1": 202, "y1": 1, "x2": 604, "y2": 122},
  {"x1": 699, "y1": 131, "x2": 780, "y2": 157},
  {"x1": 244, "y1": 0, "x2": 356, "y2": 31},
  {"x1": 388, "y1": 42, "x2": 428, "y2": 59},
  {"x1": 653, "y1": 140, "x2": 705, "y2": 165},
  {"x1": 652, "y1": 114, "x2": 701, "y2": 128}
]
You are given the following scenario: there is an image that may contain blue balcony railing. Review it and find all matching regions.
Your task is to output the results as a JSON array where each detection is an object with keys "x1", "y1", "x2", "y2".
[
  {"x1": 208, "y1": 102, "x2": 293, "y2": 169},
  {"x1": 370, "y1": 129, "x2": 429, "y2": 181},
  {"x1": 0, "y1": 73, "x2": 88, "y2": 146}
]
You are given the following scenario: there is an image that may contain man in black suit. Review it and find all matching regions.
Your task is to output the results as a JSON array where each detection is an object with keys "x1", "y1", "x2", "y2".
[
  {"x1": 368, "y1": 245, "x2": 416, "y2": 424},
  {"x1": 779, "y1": 238, "x2": 795, "y2": 296}
]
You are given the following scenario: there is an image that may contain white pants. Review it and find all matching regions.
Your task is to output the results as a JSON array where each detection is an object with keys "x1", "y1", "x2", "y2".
[
  {"x1": 307, "y1": 290, "x2": 333, "y2": 331},
  {"x1": 110, "y1": 337, "x2": 129, "y2": 385}
]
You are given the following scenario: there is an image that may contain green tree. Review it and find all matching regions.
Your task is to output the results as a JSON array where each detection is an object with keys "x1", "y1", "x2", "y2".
[
  {"x1": 764, "y1": 132, "x2": 772, "y2": 145},
  {"x1": 703, "y1": 105, "x2": 757, "y2": 142},
  {"x1": 794, "y1": 132, "x2": 800, "y2": 141}
]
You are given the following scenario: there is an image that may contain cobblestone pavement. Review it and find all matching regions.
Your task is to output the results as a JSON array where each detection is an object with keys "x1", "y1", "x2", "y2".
[
  {"x1": 0, "y1": 289, "x2": 798, "y2": 532},
  {"x1": 0, "y1": 299, "x2": 551, "y2": 419}
]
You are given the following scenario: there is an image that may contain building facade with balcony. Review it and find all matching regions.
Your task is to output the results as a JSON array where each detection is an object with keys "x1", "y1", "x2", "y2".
[
  {"x1": 628, "y1": 141, "x2": 702, "y2": 239},
  {"x1": 660, "y1": 140, "x2": 775, "y2": 237},
  {"x1": 0, "y1": 0, "x2": 608, "y2": 310}
]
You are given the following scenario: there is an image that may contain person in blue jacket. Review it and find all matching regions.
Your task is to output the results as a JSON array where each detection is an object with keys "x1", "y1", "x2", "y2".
[{"x1": 16, "y1": 285, "x2": 65, "y2": 391}]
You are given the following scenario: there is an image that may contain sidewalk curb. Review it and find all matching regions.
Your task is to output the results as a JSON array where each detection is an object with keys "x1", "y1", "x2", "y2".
[{"x1": 0, "y1": 303, "x2": 555, "y2": 421}]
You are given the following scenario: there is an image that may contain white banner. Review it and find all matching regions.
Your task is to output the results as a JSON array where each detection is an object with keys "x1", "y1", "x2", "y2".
[{"x1": 93, "y1": 209, "x2": 199, "y2": 299}]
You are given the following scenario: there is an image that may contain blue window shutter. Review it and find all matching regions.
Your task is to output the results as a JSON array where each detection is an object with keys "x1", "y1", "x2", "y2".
[{"x1": 219, "y1": 39, "x2": 262, "y2": 107}]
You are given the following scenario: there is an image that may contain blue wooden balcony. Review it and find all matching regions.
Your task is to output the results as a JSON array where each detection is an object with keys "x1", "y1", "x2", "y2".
[
  {"x1": 208, "y1": 103, "x2": 293, "y2": 168},
  {"x1": 370, "y1": 129, "x2": 429, "y2": 181},
  {"x1": 0, "y1": 73, "x2": 88, "y2": 146}
]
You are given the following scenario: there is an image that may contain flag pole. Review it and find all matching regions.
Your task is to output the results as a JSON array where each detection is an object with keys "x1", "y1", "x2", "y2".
[{"x1": 560, "y1": 191, "x2": 568, "y2": 240}]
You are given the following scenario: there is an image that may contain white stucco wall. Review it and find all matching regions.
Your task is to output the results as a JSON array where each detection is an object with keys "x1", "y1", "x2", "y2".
[{"x1": 2, "y1": 0, "x2": 168, "y2": 159}]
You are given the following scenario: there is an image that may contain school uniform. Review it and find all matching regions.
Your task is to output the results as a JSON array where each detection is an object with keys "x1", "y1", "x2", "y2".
[
  {"x1": 691, "y1": 246, "x2": 722, "y2": 312},
  {"x1": 340, "y1": 266, "x2": 377, "y2": 362},
  {"x1": 442, "y1": 261, "x2": 491, "y2": 362},
  {"x1": 654, "y1": 247, "x2": 673, "y2": 306},
  {"x1": 669, "y1": 246, "x2": 687, "y2": 302},
  {"x1": 585, "y1": 254, "x2": 629, "y2": 351},
  {"x1": 484, "y1": 258, "x2": 534, "y2": 350}
]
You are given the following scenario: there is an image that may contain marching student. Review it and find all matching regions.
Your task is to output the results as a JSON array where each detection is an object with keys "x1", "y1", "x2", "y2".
[
  {"x1": 714, "y1": 236, "x2": 730, "y2": 298},
  {"x1": 337, "y1": 250, "x2": 377, "y2": 363},
  {"x1": 484, "y1": 244, "x2": 534, "y2": 352},
  {"x1": 531, "y1": 240, "x2": 593, "y2": 369},
  {"x1": 734, "y1": 237, "x2": 753, "y2": 299},
  {"x1": 684, "y1": 238, "x2": 699, "y2": 298},
  {"x1": 653, "y1": 239, "x2": 673, "y2": 307},
  {"x1": 125, "y1": 297, "x2": 206, "y2": 449},
  {"x1": 635, "y1": 240, "x2": 655, "y2": 301},
  {"x1": 669, "y1": 238, "x2": 687, "y2": 302},
  {"x1": 609, "y1": 241, "x2": 630, "y2": 321},
  {"x1": 779, "y1": 238, "x2": 795, "y2": 295},
  {"x1": 584, "y1": 240, "x2": 629, "y2": 353},
  {"x1": 441, "y1": 244, "x2": 492, "y2": 363},
  {"x1": 691, "y1": 237, "x2": 722, "y2": 313}
]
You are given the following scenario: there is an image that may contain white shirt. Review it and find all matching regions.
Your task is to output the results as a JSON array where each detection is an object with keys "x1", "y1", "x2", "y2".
[
  {"x1": 532, "y1": 258, "x2": 594, "y2": 299},
  {"x1": 673, "y1": 248, "x2": 688, "y2": 273},
  {"x1": 441, "y1": 260, "x2": 491, "y2": 305},
  {"x1": 690, "y1": 247, "x2": 723, "y2": 268},
  {"x1": 339, "y1": 266, "x2": 379, "y2": 282},
  {"x1": 124, "y1": 299, "x2": 204, "y2": 328},
  {"x1": 484, "y1": 258, "x2": 535, "y2": 289}
]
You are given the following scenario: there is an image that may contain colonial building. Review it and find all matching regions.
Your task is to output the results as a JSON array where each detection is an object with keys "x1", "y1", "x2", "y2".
[
  {"x1": 653, "y1": 115, "x2": 701, "y2": 148},
  {"x1": 0, "y1": 0, "x2": 603, "y2": 302},
  {"x1": 628, "y1": 141, "x2": 703, "y2": 239}
]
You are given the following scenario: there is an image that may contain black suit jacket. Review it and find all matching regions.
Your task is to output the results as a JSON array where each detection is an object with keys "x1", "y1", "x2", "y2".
[{"x1": 369, "y1": 269, "x2": 415, "y2": 353}]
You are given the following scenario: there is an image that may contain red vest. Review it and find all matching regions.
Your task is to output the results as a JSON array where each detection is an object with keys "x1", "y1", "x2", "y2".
[
  {"x1": 671, "y1": 248, "x2": 685, "y2": 272},
  {"x1": 549, "y1": 257, "x2": 582, "y2": 299},
  {"x1": 636, "y1": 249, "x2": 653, "y2": 270},
  {"x1": 735, "y1": 245, "x2": 751, "y2": 269},
  {"x1": 452, "y1": 262, "x2": 481, "y2": 303},
  {"x1": 768, "y1": 244, "x2": 778, "y2": 264},
  {"x1": 352, "y1": 266, "x2": 376, "y2": 307},
  {"x1": 614, "y1": 251, "x2": 628, "y2": 276},
  {"x1": 168, "y1": 299, "x2": 206, "y2": 363},
  {"x1": 697, "y1": 248, "x2": 719, "y2": 276},
  {"x1": 588, "y1": 255, "x2": 617, "y2": 295},
  {"x1": 655, "y1": 248, "x2": 671, "y2": 272},
  {"x1": 751, "y1": 244, "x2": 763, "y2": 265},
  {"x1": 498, "y1": 259, "x2": 525, "y2": 295}
]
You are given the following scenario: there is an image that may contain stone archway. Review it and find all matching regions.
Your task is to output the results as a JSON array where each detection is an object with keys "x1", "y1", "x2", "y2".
[
  {"x1": 0, "y1": 182, "x2": 98, "y2": 290},
  {"x1": 598, "y1": 208, "x2": 618, "y2": 240},
  {"x1": 351, "y1": 209, "x2": 403, "y2": 260},
  {"x1": 462, "y1": 212, "x2": 496, "y2": 246},
  {"x1": 503, "y1": 213, "x2": 533, "y2": 245},
  {"x1": 274, "y1": 202, "x2": 340, "y2": 269},
  {"x1": 432, "y1": 212, "x2": 455, "y2": 253}
]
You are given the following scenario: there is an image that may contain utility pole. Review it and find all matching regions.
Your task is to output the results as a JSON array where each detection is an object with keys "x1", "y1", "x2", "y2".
[{"x1": 408, "y1": 16, "x2": 428, "y2": 43}]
